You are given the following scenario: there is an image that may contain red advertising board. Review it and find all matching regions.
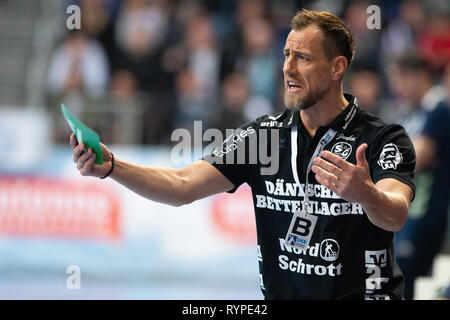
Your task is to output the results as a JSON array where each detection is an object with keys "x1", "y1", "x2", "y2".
[{"x1": 0, "y1": 176, "x2": 121, "y2": 240}]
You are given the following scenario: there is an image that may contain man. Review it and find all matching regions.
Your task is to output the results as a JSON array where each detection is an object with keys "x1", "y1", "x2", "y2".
[{"x1": 71, "y1": 10, "x2": 415, "y2": 299}]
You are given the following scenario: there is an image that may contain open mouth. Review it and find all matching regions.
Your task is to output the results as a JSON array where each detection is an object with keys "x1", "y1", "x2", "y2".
[{"x1": 286, "y1": 80, "x2": 303, "y2": 93}]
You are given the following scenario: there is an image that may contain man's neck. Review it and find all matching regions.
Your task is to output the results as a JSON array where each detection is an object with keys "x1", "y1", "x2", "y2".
[{"x1": 300, "y1": 92, "x2": 349, "y2": 138}]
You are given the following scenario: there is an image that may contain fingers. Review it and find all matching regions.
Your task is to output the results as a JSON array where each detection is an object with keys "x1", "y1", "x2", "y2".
[
  {"x1": 356, "y1": 143, "x2": 369, "y2": 168},
  {"x1": 76, "y1": 148, "x2": 93, "y2": 169},
  {"x1": 321, "y1": 150, "x2": 352, "y2": 170},
  {"x1": 313, "y1": 165, "x2": 339, "y2": 193},
  {"x1": 312, "y1": 163, "x2": 339, "y2": 185},
  {"x1": 69, "y1": 133, "x2": 78, "y2": 148},
  {"x1": 313, "y1": 157, "x2": 343, "y2": 176},
  {"x1": 69, "y1": 134, "x2": 101, "y2": 177},
  {"x1": 72, "y1": 141, "x2": 86, "y2": 163},
  {"x1": 79, "y1": 152, "x2": 97, "y2": 176}
]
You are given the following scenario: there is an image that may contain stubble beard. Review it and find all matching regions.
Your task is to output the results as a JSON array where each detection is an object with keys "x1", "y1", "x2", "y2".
[{"x1": 284, "y1": 84, "x2": 330, "y2": 111}]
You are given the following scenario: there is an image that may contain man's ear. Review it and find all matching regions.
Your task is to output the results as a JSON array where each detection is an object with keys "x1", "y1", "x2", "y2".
[{"x1": 331, "y1": 56, "x2": 348, "y2": 81}]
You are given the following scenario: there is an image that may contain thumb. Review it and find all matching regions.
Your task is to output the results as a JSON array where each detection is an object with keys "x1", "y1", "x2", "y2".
[{"x1": 356, "y1": 143, "x2": 369, "y2": 168}]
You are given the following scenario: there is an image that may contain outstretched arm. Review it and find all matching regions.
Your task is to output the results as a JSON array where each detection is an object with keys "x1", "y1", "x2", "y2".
[{"x1": 70, "y1": 133, "x2": 234, "y2": 207}]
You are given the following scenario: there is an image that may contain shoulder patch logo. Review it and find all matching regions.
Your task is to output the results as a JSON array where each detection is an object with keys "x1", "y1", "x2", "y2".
[
  {"x1": 378, "y1": 143, "x2": 403, "y2": 170},
  {"x1": 331, "y1": 142, "x2": 352, "y2": 160}
]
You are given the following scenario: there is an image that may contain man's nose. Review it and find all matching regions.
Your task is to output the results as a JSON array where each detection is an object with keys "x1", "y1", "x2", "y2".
[{"x1": 283, "y1": 55, "x2": 297, "y2": 76}]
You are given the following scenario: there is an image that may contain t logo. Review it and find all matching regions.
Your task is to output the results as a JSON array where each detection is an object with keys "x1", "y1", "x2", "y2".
[
  {"x1": 365, "y1": 249, "x2": 387, "y2": 267},
  {"x1": 364, "y1": 249, "x2": 389, "y2": 298}
]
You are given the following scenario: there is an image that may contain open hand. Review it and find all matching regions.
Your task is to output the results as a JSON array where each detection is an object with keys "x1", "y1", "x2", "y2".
[{"x1": 311, "y1": 143, "x2": 376, "y2": 203}]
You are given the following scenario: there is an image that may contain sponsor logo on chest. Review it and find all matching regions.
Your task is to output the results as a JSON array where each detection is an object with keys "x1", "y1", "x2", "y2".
[
  {"x1": 255, "y1": 180, "x2": 364, "y2": 216},
  {"x1": 278, "y1": 237, "x2": 343, "y2": 277},
  {"x1": 331, "y1": 141, "x2": 353, "y2": 160}
]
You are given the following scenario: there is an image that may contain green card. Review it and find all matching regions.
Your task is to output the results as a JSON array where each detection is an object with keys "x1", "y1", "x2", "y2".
[{"x1": 61, "y1": 104, "x2": 103, "y2": 165}]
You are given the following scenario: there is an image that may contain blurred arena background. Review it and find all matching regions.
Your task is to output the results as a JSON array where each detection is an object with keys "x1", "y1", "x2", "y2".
[{"x1": 0, "y1": 0, "x2": 449, "y2": 299}]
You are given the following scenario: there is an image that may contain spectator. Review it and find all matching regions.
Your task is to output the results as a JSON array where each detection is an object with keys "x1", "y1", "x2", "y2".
[
  {"x1": 78, "y1": 0, "x2": 119, "y2": 72},
  {"x1": 268, "y1": 0, "x2": 296, "y2": 60},
  {"x1": 46, "y1": 30, "x2": 110, "y2": 143},
  {"x1": 385, "y1": 53, "x2": 435, "y2": 131},
  {"x1": 108, "y1": 69, "x2": 148, "y2": 144},
  {"x1": 416, "y1": 13, "x2": 450, "y2": 71},
  {"x1": 114, "y1": 0, "x2": 169, "y2": 91},
  {"x1": 212, "y1": 72, "x2": 248, "y2": 135},
  {"x1": 235, "y1": 0, "x2": 266, "y2": 27},
  {"x1": 237, "y1": 16, "x2": 278, "y2": 108},
  {"x1": 184, "y1": 12, "x2": 221, "y2": 110},
  {"x1": 345, "y1": 67, "x2": 383, "y2": 116},
  {"x1": 110, "y1": 69, "x2": 139, "y2": 103},
  {"x1": 172, "y1": 67, "x2": 211, "y2": 132},
  {"x1": 46, "y1": 30, "x2": 109, "y2": 99},
  {"x1": 380, "y1": 0, "x2": 427, "y2": 68},
  {"x1": 388, "y1": 55, "x2": 450, "y2": 300},
  {"x1": 115, "y1": 0, "x2": 168, "y2": 59},
  {"x1": 343, "y1": 0, "x2": 382, "y2": 70}
]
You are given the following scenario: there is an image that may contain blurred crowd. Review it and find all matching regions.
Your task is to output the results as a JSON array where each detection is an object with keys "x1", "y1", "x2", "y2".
[
  {"x1": 45, "y1": 0, "x2": 450, "y2": 299},
  {"x1": 46, "y1": 0, "x2": 450, "y2": 144}
]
